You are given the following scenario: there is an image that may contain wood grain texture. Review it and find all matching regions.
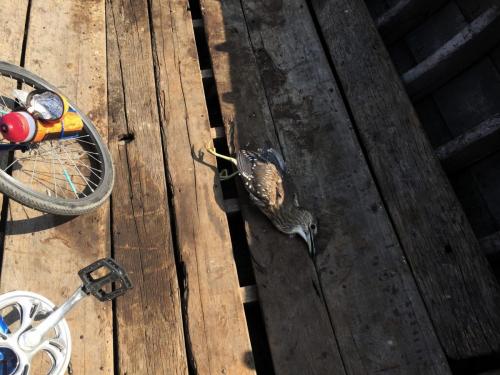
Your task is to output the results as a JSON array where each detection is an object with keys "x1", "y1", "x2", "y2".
[
  {"x1": 106, "y1": 0, "x2": 188, "y2": 373},
  {"x1": 240, "y1": 0, "x2": 449, "y2": 373},
  {"x1": 149, "y1": 0, "x2": 255, "y2": 373},
  {"x1": 200, "y1": 1, "x2": 346, "y2": 374},
  {"x1": 311, "y1": 0, "x2": 500, "y2": 359},
  {"x1": 202, "y1": 0, "x2": 450, "y2": 373},
  {"x1": 0, "y1": 0, "x2": 30, "y2": 205},
  {"x1": 0, "y1": 0, "x2": 28, "y2": 64},
  {"x1": 0, "y1": 0, "x2": 113, "y2": 373}
]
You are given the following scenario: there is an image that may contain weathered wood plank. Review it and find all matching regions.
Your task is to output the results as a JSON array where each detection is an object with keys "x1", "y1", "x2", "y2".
[
  {"x1": 311, "y1": 0, "x2": 500, "y2": 359},
  {"x1": 241, "y1": 0, "x2": 450, "y2": 373},
  {"x1": 0, "y1": 0, "x2": 28, "y2": 64},
  {"x1": 436, "y1": 114, "x2": 500, "y2": 173},
  {"x1": 106, "y1": 0, "x2": 187, "y2": 373},
  {"x1": 149, "y1": 0, "x2": 255, "y2": 373},
  {"x1": 203, "y1": 0, "x2": 450, "y2": 373},
  {"x1": 200, "y1": 1, "x2": 346, "y2": 374},
  {"x1": 402, "y1": 6, "x2": 500, "y2": 99},
  {"x1": 377, "y1": 0, "x2": 447, "y2": 44},
  {"x1": 0, "y1": 0, "x2": 30, "y2": 209},
  {"x1": 0, "y1": 0, "x2": 113, "y2": 373}
]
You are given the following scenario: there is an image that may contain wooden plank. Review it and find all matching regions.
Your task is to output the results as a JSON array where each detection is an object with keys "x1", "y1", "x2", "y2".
[
  {"x1": 310, "y1": 0, "x2": 500, "y2": 359},
  {"x1": 0, "y1": 0, "x2": 30, "y2": 206},
  {"x1": 203, "y1": 0, "x2": 450, "y2": 373},
  {"x1": 480, "y1": 231, "x2": 500, "y2": 257},
  {"x1": 376, "y1": 0, "x2": 447, "y2": 44},
  {"x1": 402, "y1": 6, "x2": 500, "y2": 99},
  {"x1": 436, "y1": 114, "x2": 500, "y2": 173},
  {"x1": 0, "y1": 0, "x2": 113, "y2": 374},
  {"x1": 1, "y1": 0, "x2": 28, "y2": 64},
  {"x1": 148, "y1": 0, "x2": 255, "y2": 373},
  {"x1": 106, "y1": 0, "x2": 188, "y2": 374},
  {"x1": 200, "y1": 1, "x2": 347, "y2": 374}
]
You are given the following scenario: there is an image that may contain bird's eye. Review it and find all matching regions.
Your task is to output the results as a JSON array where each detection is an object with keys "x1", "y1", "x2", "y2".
[{"x1": 310, "y1": 224, "x2": 317, "y2": 231}]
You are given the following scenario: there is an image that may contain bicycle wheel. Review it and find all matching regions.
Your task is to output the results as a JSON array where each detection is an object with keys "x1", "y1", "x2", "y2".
[{"x1": 0, "y1": 61, "x2": 114, "y2": 216}]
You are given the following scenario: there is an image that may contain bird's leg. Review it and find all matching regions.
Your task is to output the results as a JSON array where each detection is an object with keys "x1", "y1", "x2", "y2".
[
  {"x1": 205, "y1": 142, "x2": 238, "y2": 166},
  {"x1": 220, "y1": 169, "x2": 239, "y2": 181},
  {"x1": 205, "y1": 142, "x2": 239, "y2": 180}
]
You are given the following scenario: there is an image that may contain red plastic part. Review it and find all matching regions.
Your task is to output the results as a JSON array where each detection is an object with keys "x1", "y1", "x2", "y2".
[{"x1": 0, "y1": 112, "x2": 33, "y2": 143}]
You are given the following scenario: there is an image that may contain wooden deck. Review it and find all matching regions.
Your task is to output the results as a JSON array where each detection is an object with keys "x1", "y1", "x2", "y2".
[{"x1": 1, "y1": 0, "x2": 500, "y2": 374}]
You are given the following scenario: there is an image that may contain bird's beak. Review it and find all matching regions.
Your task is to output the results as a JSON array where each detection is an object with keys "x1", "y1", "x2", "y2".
[
  {"x1": 298, "y1": 227, "x2": 316, "y2": 258},
  {"x1": 307, "y1": 228, "x2": 316, "y2": 258}
]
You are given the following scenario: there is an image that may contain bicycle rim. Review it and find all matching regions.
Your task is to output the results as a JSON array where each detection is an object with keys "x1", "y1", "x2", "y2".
[{"x1": 0, "y1": 61, "x2": 113, "y2": 215}]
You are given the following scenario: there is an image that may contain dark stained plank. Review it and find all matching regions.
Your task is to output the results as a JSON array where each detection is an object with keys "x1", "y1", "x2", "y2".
[
  {"x1": 310, "y1": 0, "x2": 500, "y2": 359},
  {"x1": 436, "y1": 114, "x2": 500, "y2": 173},
  {"x1": 106, "y1": 0, "x2": 188, "y2": 373},
  {"x1": 200, "y1": 1, "x2": 347, "y2": 374},
  {"x1": 202, "y1": 0, "x2": 450, "y2": 373},
  {"x1": 0, "y1": 1, "x2": 114, "y2": 373},
  {"x1": 402, "y1": 6, "x2": 500, "y2": 99},
  {"x1": 376, "y1": 0, "x2": 448, "y2": 44},
  {"x1": 148, "y1": 0, "x2": 255, "y2": 373}
]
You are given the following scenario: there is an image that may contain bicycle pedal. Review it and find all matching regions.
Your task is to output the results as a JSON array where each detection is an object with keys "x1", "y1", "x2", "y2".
[{"x1": 78, "y1": 258, "x2": 132, "y2": 302}]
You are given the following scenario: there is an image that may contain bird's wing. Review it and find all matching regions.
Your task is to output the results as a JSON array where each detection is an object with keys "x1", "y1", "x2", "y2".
[
  {"x1": 259, "y1": 148, "x2": 286, "y2": 173},
  {"x1": 237, "y1": 149, "x2": 285, "y2": 209}
]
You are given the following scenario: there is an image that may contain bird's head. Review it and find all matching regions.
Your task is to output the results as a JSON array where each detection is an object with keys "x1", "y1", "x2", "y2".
[{"x1": 292, "y1": 209, "x2": 317, "y2": 258}]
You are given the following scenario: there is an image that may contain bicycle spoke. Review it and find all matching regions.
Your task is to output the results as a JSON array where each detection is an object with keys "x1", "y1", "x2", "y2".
[
  {"x1": 60, "y1": 143, "x2": 94, "y2": 193},
  {"x1": 30, "y1": 152, "x2": 39, "y2": 186},
  {"x1": 0, "y1": 67, "x2": 109, "y2": 210}
]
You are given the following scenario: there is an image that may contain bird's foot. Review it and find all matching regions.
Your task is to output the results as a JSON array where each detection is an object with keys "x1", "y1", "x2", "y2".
[
  {"x1": 205, "y1": 141, "x2": 238, "y2": 166},
  {"x1": 219, "y1": 169, "x2": 239, "y2": 181}
]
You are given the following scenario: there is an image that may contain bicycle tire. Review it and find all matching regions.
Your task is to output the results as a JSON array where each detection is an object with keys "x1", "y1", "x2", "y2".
[{"x1": 0, "y1": 61, "x2": 114, "y2": 216}]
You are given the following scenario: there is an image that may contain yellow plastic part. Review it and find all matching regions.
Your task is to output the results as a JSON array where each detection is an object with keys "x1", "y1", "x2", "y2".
[{"x1": 32, "y1": 97, "x2": 83, "y2": 143}]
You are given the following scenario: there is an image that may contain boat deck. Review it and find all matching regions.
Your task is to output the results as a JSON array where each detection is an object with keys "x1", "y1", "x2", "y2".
[{"x1": 1, "y1": 0, "x2": 500, "y2": 374}]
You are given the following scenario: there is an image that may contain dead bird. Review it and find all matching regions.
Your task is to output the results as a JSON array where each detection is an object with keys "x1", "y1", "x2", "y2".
[{"x1": 206, "y1": 143, "x2": 317, "y2": 257}]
